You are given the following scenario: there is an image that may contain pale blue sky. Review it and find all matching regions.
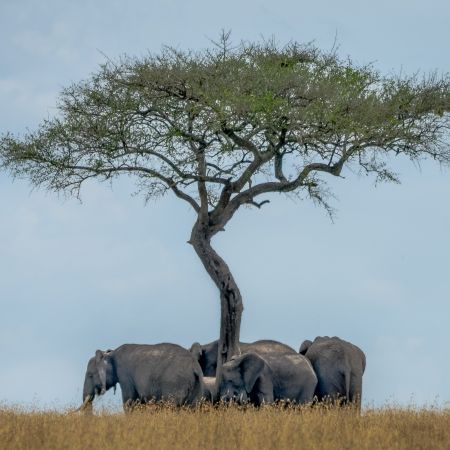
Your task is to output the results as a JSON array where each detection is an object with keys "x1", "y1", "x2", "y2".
[{"x1": 0, "y1": 0, "x2": 449, "y2": 409}]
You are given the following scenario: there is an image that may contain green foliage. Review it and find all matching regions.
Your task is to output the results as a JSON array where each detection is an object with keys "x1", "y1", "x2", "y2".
[{"x1": 1, "y1": 34, "x2": 449, "y2": 213}]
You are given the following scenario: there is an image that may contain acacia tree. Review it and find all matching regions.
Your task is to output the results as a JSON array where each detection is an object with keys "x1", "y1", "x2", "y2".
[{"x1": 1, "y1": 36, "x2": 449, "y2": 378}]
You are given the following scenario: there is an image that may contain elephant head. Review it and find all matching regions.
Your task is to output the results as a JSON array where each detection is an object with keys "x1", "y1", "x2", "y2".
[
  {"x1": 299, "y1": 339, "x2": 313, "y2": 355},
  {"x1": 79, "y1": 349, "x2": 116, "y2": 411},
  {"x1": 190, "y1": 341, "x2": 219, "y2": 377},
  {"x1": 219, "y1": 352, "x2": 270, "y2": 405}
]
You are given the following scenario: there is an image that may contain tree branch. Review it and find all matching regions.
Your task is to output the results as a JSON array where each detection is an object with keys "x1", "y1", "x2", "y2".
[
  {"x1": 187, "y1": 113, "x2": 209, "y2": 221},
  {"x1": 40, "y1": 159, "x2": 201, "y2": 212},
  {"x1": 208, "y1": 145, "x2": 359, "y2": 235},
  {"x1": 221, "y1": 126, "x2": 261, "y2": 155},
  {"x1": 247, "y1": 199, "x2": 270, "y2": 209},
  {"x1": 274, "y1": 152, "x2": 288, "y2": 182}
]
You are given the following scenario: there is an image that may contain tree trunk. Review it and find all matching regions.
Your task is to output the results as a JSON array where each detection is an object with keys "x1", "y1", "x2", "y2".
[{"x1": 190, "y1": 219, "x2": 243, "y2": 381}]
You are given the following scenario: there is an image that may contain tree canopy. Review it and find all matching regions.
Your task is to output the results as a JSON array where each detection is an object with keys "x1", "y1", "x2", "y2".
[
  {"x1": 1, "y1": 35, "x2": 449, "y2": 373},
  {"x1": 2, "y1": 38, "x2": 449, "y2": 222}
]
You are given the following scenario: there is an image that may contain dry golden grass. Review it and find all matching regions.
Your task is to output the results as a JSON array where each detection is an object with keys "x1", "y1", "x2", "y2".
[{"x1": 1, "y1": 403, "x2": 449, "y2": 450}]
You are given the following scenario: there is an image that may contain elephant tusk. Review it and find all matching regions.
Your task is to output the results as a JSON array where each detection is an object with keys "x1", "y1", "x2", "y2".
[{"x1": 76, "y1": 395, "x2": 93, "y2": 412}]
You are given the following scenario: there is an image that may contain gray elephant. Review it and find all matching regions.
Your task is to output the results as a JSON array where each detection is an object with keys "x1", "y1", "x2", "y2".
[
  {"x1": 219, "y1": 351, "x2": 317, "y2": 405},
  {"x1": 189, "y1": 339, "x2": 298, "y2": 377},
  {"x1": 299, "y1": 336, "x2": 366, "y2": 407},
  {"x1": 190, "y1": 339, "x2": 317, "y2": 405},
  {"x1": 190, "y1": 340, "x2": 221, "y2": 377},
  {"x1": 79, "y1": 343, "x2": 204, "y2": 412}
]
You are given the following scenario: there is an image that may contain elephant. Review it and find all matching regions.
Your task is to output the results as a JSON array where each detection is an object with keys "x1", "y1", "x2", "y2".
[
  {"x1": 189, "y1": 339, "x2": 298, "y2": 377},
  {"x1": 299, "y1": 336, "x2": 366, "y2": 408},
  {"x1": 79, "y1": 343, "x2": 205, "y2": 412},
  {"x1": 190, "y1": 340, "x2": 221, "y2": 377},
  {"x1": 218, "y1": 351, "x2": 317, "y2": 405}
]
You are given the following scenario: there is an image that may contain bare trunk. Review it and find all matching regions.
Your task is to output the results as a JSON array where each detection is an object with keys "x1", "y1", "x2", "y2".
[{"x1": 190, "y1": 220, "x2": 243, "y2": 381}]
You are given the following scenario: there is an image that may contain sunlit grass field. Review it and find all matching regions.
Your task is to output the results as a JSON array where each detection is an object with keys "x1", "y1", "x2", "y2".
[{"x1": 1, "y1": 404, "x2": 449, "y2": 450}]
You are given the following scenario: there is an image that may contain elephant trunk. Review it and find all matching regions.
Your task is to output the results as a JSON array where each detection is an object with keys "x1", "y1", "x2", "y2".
[
  {"x1": 76, "y1": 394, "x2": 94, "y2": 413},
  {"x1": 79, "y1": 376, "x2": 96, "y2": 411}
]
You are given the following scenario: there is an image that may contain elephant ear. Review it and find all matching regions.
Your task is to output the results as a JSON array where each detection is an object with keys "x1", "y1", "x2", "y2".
[
  {"x1": 238, "y1": 353, "x2": 266, "y2": 393},
  {"x1": 190, "y1": 343, "x2": 203, "y2": 363},
  {"x1": 95, "y1": 349, "x2": 110, "y2": 395},
  {"x1": 299, "y1": 340, "x2": 313, "y2": 355},
  {"x1": 95, "y1": 349, "x2": 104, "y2": 363}
]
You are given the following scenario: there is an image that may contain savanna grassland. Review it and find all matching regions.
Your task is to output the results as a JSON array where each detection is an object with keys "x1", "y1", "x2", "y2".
[{"x1": 1, "y1": 404, "x2": 449, "y2": 450}]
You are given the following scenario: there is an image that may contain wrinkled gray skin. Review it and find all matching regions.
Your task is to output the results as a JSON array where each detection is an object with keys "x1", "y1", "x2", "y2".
[
  {"x1": 299, "y1": 336, "x2": 366, "y2": 408},
  {"x1": 80, "y1": 343, "x2": 204, "y2": 412},
  {"x1": 189, "y1": 339, "x2": 298, "y2": 377},
  {"x1": 219, "y1": 351, "x2": 317, "y2": 405},
  {"x1": 190, "y1": 341, "x2": 220, "y2": 377},
  {"x1": 190, "y1": 340, "x2": 317, "y2": 405}
]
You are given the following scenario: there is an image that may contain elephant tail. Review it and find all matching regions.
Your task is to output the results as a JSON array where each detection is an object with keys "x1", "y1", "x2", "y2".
[{"x1": 344, "y1": 369, "x2": 351, "y2": 403}]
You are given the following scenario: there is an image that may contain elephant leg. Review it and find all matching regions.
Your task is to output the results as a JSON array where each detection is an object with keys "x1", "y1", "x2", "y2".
[
  {"x1": 297, "y1": 383, "x2": 316, "y2": 404},
  {"x1": 251, "y1": 376, "x2": 274, "y2": 406},
  {"x1": 186, "y1": 372, "x2": 204, "y2": 406},
  {"x1": 121, "y1": 385, "x2": 139, "y2": 413},
  {"x1": 316, "y1": 375, "x2": 344, "y2": 405},
  {"x1": 255, "y1": 390, "x2": 274, "y2": 405},
  {"x1": 349, "y1": 372, "x2": 363, "y2": 409}
]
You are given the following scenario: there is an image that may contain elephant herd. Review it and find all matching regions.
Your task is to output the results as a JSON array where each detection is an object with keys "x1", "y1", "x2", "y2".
[{"x1": 79, "y1": 336, "x2": 366, "y2": 412}]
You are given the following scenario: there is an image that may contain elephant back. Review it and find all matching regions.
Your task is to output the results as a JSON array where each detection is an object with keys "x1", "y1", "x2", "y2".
[
  {"x1": 261, "y1": 351, "x2": 317, "y2": 401},
  {"x1": 247, "y1": 340, "x2": 297, "y2": 355}
]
